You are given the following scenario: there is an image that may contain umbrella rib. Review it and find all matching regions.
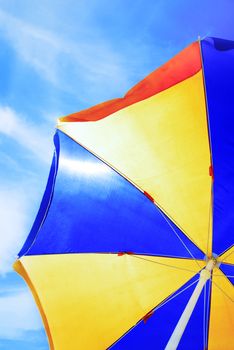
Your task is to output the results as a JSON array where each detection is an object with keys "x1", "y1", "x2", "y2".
[
  {"x1": 219, "y1": 250, "x2": 234, "y2": 264},
  {"x1": 203, "y1": 280, "x2": 211, "y2": 350},
  {"x1": 205, "y1": 182, "x2": 213, "y2": 257},
  {"x1": 108, "y1": 278, "x2": 200, "y2": 349},
  {"x1": 157, "y1": 210, "x2": 202, "y2": 269},
  {"x1": 57, "y1": 130, "x2": 205, "y2": 262},
  {"x1": 152, "y1": 278, "x2": 200, "y2": 312},
  {"x1": 130, "y1": 254, "x2": 198, "y2": 273},
  {"x1": 152, "y1": 199, "x2": 204, "y2": 256},
  {"x1": 213, "y1": 274, "x2": 234, "y2": 278},
  {"x1": 212, "y1": 280, "x2": 234, "y2": 302},
  {"x1": 199, "y1": 36, "x2": 215, "y2": 261},
  {"x1": 204, "y1": 278, "x2": 212, "y2": 350},
  {"x1": 203, "y1": 282, "x2": 206, "y2": 350}
]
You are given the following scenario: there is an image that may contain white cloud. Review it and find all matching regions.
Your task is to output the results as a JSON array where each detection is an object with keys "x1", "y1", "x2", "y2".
[
  {"x1": 0, "y1": 105, "x2": 53, "y2": 163},
  {"x1": 0, "y1": 106, "x2": 53, "y2": 274},
  {"x1": 0, "y1": 187, "x2": 30, "y2": 274},
  {"x1": 0, "y1": 8, "x2": 63, "y2": 85},
  {"x1": 0, "y1": 105, "x2": 54, "y2": 274},
  {"x1": 0, "y1": 106, "x2": 51, "y2": 343},
  {"x1": 0, "y1": 8, "x2": 130, "y2": 101},
  {"x1": 0, "y1": 289, "x2": 43, "y2": 339}
]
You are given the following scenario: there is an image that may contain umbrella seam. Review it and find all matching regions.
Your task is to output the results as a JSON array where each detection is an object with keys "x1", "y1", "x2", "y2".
[
  {"x1": 107, "y1": 276, "x2": 201, "y2": 349},
  {"x1": 199, "y1": 37, "x2": 214, "y2": 259},
  {"x1": 57, "y1": 128, "x2": 206, "y2": 261}
]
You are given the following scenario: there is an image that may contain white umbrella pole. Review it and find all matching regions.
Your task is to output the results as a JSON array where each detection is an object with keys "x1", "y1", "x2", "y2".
[{"x1": 165, "y1": 259, "x2": 215, "y2": 350}]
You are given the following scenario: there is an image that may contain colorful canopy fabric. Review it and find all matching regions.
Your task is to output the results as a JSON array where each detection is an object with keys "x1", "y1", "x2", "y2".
[{"x1": 14, "y1": 37, "x2": 234, "y2": 350}]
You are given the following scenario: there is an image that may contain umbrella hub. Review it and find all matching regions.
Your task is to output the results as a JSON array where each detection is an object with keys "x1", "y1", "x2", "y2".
[{"x1": 200, "y1": 258, "x2": 216, "y2": 281}]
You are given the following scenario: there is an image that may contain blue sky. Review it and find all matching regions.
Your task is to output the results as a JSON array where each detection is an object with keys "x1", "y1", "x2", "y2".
[{"x1": 0, "y1": 1, "x2": 234, "y2": 349}]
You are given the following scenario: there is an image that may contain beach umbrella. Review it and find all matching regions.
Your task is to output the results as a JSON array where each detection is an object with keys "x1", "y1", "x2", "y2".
[{"x1": 14, "y1": 37, "x2": 234, "y2": 350}]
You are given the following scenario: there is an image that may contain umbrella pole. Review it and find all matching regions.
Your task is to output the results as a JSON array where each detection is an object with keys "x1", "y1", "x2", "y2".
[{"x1": 165, "y1": 259, "x2": 215, "y2": 350}]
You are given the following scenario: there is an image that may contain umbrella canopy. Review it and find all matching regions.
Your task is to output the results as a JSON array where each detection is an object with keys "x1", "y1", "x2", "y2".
[{"x1": 14, "y1": 37, "x2": 234, "y2": 350}]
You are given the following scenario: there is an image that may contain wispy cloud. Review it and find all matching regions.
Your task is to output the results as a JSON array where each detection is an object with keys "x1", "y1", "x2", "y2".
[
  {"x1": 0, "y1": 8, "x2": 60, "y2": 86},
  {"x1": 0, "y1": 106, "x2": 53, "y2": 163},
  {"x1": 0, "y1": 289, "x2": 43, "y2": 339},
  {"x1": 0, "y1": 186, "x2": 30, "y2": 274},
  {"x1": 0, "y1": 8, "x2": 131, "y2": 103},
  {"x1": 0, "y1": 105, "x2": 54, "y2": 274}
]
